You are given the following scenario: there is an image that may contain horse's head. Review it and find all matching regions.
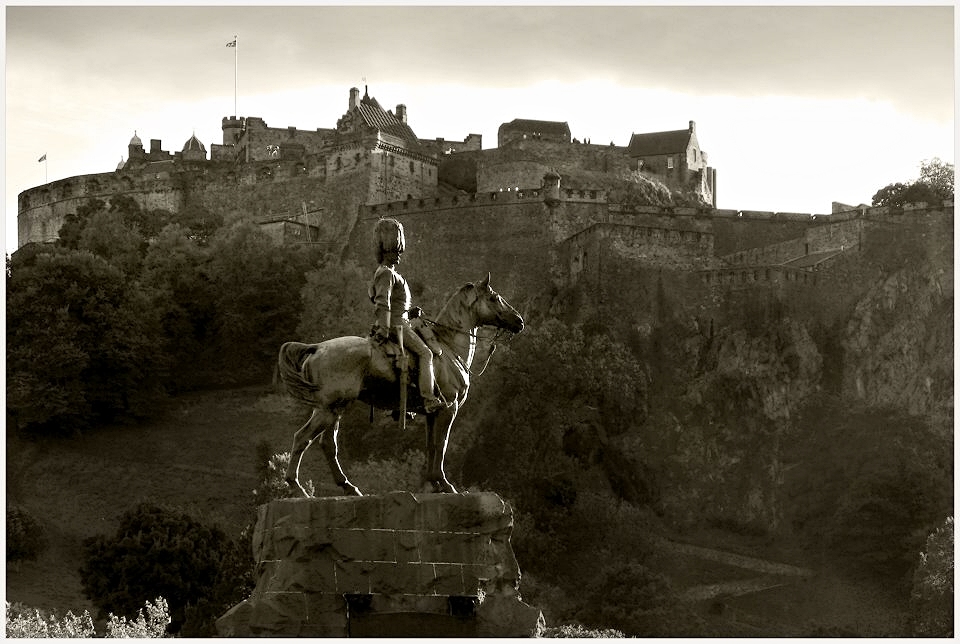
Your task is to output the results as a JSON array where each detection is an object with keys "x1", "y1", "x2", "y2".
[{"x1": 470, "y1": 273, "x2": 524, "y2": 334}]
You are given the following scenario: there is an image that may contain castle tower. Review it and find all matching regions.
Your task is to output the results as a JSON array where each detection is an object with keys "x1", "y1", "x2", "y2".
[
  {"x1": 222, "y1": 116, "x2": 243, "y2": 145},
  {"x1": 542, "y1": 171, "x2": 561, "y2": 207},
  {"x1": 349, "y1": 87, "x2": 360, "y2": 110},
  {"x1": 128, "y1": 131, "x2": 144, "y2": 159},
  {"x1": 182, "y1": 133, "x2": 207, "y2": 162}
]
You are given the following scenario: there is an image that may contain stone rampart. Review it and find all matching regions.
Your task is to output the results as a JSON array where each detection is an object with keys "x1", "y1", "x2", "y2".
[{"x1": 216, "y1": 492, "x2": 543, "y2": 637}]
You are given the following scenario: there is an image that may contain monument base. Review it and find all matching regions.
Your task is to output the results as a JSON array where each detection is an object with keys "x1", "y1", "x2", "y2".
[{"x1": 216, "y1": 492, "x2": 544, "y2": 637}]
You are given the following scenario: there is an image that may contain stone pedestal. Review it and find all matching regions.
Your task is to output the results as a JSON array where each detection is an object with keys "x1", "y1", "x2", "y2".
[{"x1": 216, "y1": 492, "x2": 544, "y2": 637}]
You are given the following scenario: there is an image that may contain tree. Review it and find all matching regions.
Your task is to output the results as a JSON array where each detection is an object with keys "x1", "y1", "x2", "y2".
[
  {"x1": 6, "y1": 248, "x2": 165, "y2": 434},
  {"x1": 140, "y1": 224, "x2": 217, "y2": 391},
  {"x1": 79, "y1": 503, "x2": 231, "y2": 633},
  {"x1": 6, "y1": 506, "x2": 46, "y2": 566},
  {"x1": 462, "y1": 319, "x2": 649, "y2": 506},
  {"x1": 872, "y1": 158, "x2": 954, "y2": 208},
  {"x1": 78, "y1": 210, "x2": 146, "y2": 276},
  {"x1": 297, "y1": 257, "x2": 370, "y2": 341},
  {"x1": 203, "y1": 222, "x2": 317, "y2": 382}
]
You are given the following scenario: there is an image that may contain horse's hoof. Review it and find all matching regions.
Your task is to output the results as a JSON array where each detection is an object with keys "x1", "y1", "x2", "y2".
[
  {"x1": 425, "y1": 479, "x2": 458, "y2": 494},
  {"x1": 286, "y1": 478, "x2": 311, "y2": 498},
  {"x1": 338, "y1": 481, "x2": 363, "y2": 497}
]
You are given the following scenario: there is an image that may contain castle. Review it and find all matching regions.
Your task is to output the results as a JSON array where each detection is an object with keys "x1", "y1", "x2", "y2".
[{"x1": 17, "y1": 85, "x2": 952, "y2": 334}]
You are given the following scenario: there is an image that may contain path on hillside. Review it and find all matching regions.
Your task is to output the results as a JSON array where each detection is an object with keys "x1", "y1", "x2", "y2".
[{"x1": 653, "y1": 536, "x2": 814, "y2": 577}]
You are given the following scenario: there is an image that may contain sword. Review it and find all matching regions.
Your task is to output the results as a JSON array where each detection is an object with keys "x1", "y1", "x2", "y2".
[{"x1": 397, "y1": 325, "x2": 408, "y2": 431}]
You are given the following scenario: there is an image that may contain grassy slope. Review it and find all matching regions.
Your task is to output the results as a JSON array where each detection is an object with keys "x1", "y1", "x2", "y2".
[
  {"x1": 6, "y1": 386, "x2": 913, "y2": 635},
  {"x1": 5, "y1": 385, "x2": 336, "y2": 614}
]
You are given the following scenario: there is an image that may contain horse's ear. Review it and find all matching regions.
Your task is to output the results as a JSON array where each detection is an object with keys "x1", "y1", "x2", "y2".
[{"x1": 480, "y1": 272, "x2": 491, "y2": 290}]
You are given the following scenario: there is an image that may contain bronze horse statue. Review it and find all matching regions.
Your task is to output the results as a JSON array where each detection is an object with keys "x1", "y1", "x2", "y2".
[{"x1": 276, "y1": 274, "x2": 524, "y2": 496}]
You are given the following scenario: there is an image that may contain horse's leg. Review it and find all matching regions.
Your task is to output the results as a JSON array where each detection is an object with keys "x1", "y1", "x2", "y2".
[
  {"x1": 424, "y1": 405, "x2": 459, "y2": 493},
  {"x1": 285, "y1": 409, "x2": 325, "y2": 497},
  {"x1": 319, "y1": 414, "x2": 362, "y2": 496}
]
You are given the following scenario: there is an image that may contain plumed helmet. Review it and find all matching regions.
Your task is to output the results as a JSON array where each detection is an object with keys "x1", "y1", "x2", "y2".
[{"x1": 374, "y1": 217, "x2": 405, "y2": 263}]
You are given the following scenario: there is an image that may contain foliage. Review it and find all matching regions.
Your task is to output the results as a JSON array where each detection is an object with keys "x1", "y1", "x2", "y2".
[
  {"x1": 909, "y1": 516, "x2": 953, "y2": 636},
  {"x1": 104, "y1": 597, "x2": 171, "y2": 637},
  {"x1": 6, "y1": 506, "x2": 46, "y2": 564},
  {"x1": 462, "y1": 319, "x2": 649, "y2": 505},
  {"x1": 541, "y1": 623, "x2": 625, "y2": 637},
  {"x1": 5, "y1": 598, "x2": 170, "y2": 638},
  {"x1": 253, "y1": 451, "x2": 315, "y2": 503},
  {"x1": 5, "y1": 603, "x2": 96, "y2": 638},
  {"x1": 573, "y1": 561, "x2": 704, "y2": 636},
  {"x1": 872, "y1": 158, "x2": 954, "y2": 208},
  {"x1": 6, "y1": 248, "x2": 166, "y2": 434},
  {"x1": 139, "y1": 224, "x2": 217, "y2": 391},
  {"x1": 204, "y1": 221, "x2": 318, "y2": 382},
  {"x1": 784, "y1": 398, "x2": 953, "y2": 575},
  {"x1": 79, "y1": 503, "x2": 232, "y2": 632},
  {"x1": 77, "y1": 209, "x2": 146, "y2": 276},
  {"x1": 297, "y1": 257, "x2": 370, "y2": 341}
]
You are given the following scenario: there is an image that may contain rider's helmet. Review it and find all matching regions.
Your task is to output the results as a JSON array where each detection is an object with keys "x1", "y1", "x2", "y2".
[{"x1": 374, "y1": 217, "x2": 405, "y2": 264}]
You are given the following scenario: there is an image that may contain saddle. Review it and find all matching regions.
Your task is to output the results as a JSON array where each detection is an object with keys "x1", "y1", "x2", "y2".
[{"x1": 367, "y1": 321, "x2": 446, "y2": 424}]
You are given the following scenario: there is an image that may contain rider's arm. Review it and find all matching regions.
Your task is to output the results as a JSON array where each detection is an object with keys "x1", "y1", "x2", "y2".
[{"x1": 372, "y1": 267, "x2": 395, "y2": 337}]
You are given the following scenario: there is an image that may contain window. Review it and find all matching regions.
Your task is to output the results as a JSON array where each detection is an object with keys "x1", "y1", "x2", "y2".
[
  {"x1": 409, "y1": 161, "x2": 415, "y2": 173},
  {"x1": 667, "y1": 157, "x2": 674, "y2": 169}
]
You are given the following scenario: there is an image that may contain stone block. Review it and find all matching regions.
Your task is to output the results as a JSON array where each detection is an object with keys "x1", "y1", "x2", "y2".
[
  {"x1": 330, "y1": 527, "x2": 397, "y2": 562},
  {"x1": 395, "y1": 529, "x2": 421, "y2": 562},
  {"x1": 247, "y1": 591, "x2": 307, "y2": 636},
  {"x1": 381, "y1": 491, "x2": 421, "y2": 529}
]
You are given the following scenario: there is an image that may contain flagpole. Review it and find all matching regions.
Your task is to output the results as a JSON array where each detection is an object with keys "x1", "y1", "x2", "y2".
[{"x1": 234, "y1": 34, "x2": 238, "y2": 117}]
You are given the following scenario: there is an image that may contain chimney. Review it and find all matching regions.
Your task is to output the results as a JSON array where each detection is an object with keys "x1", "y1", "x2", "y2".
[
  {"x1": 689, "y1": 120, "x2": 696, "y2": 133},
  {"x1": 349, "y1": 87, "x2": 359, "y2": 110},
  {"x1": 150, "y1": 139, "x2": 162, "y2": 153},
  {"x1": 396, "y1": 104, "x2": 407, "y2": 124}
]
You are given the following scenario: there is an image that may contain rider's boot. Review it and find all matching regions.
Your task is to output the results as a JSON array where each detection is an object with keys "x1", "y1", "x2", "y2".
[{"x1": 420, "y1": 360, "x2": 451, "y2": 413}]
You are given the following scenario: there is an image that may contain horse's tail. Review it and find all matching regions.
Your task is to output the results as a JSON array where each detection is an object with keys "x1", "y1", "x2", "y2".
[{"x1": 276, "y1": 341, "x2": 321, "y2": 406}]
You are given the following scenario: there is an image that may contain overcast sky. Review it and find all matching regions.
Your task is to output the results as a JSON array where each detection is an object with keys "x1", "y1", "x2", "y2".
[{"x1": 5, "y1": 4, "x2": 955, "y2": 253}]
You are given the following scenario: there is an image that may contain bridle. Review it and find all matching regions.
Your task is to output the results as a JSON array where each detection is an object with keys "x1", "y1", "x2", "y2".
[{"x1": 421, "y1": 317, "x2": 514, "y2": 377}]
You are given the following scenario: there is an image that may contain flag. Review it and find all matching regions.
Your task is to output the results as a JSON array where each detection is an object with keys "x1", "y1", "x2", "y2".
[
  {"x1": 37, "y1": 154, "x2": 46, "y2": 162},
  {"x1": 226, "y1": 38, "x2": 236, "y2": 47}
]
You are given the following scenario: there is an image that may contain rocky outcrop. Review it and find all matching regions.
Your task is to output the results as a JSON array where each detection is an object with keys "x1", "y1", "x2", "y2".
[
  {"x1": 842, "y1": 264, "x2": 953, "y2": 426},
  {"x1": 216, "y1": 492, "x2": 544, "y2": 637}
]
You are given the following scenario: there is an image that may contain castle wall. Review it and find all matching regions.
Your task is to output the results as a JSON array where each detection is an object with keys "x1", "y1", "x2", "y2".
[
  {"x1": 17, "y1": 172, "x2": 184, "y2": 246},
  {"x1": 368, "y1": 145, "x2": 439, "y2": 204},
  {"x1": 237, "y1": 117, "x2": 336, "y2": 162},
  {"x1": 722, "y1": 217, "x2": 864, "y2": 266},
  {"x1": 475, "y1": 142, "x2": 636, "y2": 193},
  {"x1": 350, "y1": 192, "x2": 572, "y2": 309}
]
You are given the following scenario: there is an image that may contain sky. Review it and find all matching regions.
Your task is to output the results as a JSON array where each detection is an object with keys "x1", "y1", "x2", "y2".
[{"x1": 4, "y1": 4, "x2": 956, "y2": 253}]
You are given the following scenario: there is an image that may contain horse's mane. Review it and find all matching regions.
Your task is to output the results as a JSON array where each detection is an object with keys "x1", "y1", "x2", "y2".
[{"x1": 435, "y1": 282, "x2": 477, "y2": 330}]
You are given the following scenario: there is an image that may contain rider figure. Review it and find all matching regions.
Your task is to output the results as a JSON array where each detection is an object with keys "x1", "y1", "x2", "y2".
[{"x1": 369, "y1": 218, "x2": 447, "y2": 414}]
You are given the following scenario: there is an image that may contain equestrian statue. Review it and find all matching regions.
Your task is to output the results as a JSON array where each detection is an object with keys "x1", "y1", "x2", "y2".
[{"x1": 276, "y1": 218, "x2": 524, "y2": 496}]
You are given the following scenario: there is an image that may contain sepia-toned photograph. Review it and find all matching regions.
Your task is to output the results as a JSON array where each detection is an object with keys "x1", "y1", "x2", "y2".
[{"x1": 5, "y1": 4, "x2": 954, "y2": 637}]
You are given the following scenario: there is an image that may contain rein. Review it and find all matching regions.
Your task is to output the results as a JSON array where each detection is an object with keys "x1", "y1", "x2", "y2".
[{"x1": 422, "y1": 317, "x2": 511, "y2": 377}]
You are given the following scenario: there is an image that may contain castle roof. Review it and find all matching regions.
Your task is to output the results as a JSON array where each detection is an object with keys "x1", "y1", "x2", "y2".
[
  {"x1": 627, "y1": 129, "x2": 692, "y2": 157},
  {"x1": 354, "y1": 91, "x2": 422, "y2": 149},
  {"x1": 182, "y1": 134, "x2": 207, "y2": 153},
  {"x1": 499, "y1": 119, "x2": 571, "y2": 137},
  {"x1": 129, "y1": 132, "x2": 142, "y2": 147}
]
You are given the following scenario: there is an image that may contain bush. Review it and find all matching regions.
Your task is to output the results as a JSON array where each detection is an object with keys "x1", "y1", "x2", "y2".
[
  {"x1": 6, "y1": 506, "x2": 46, "y2": 565},
  {"x1": 79, "y1": 503, "x2": 231, "y2": 632},
  {"x1": 5, "y1": 603, "x2": 95, "y2": 638},
  {"x1": 5, "y1": 598, "x2": 169, "y2": 638},
  {"x1": 574, "y1": 562, "x2": 704, "y2": 637},
  {"x1": 910, "y1": 516, "x2": 954, "y2": 636}
]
